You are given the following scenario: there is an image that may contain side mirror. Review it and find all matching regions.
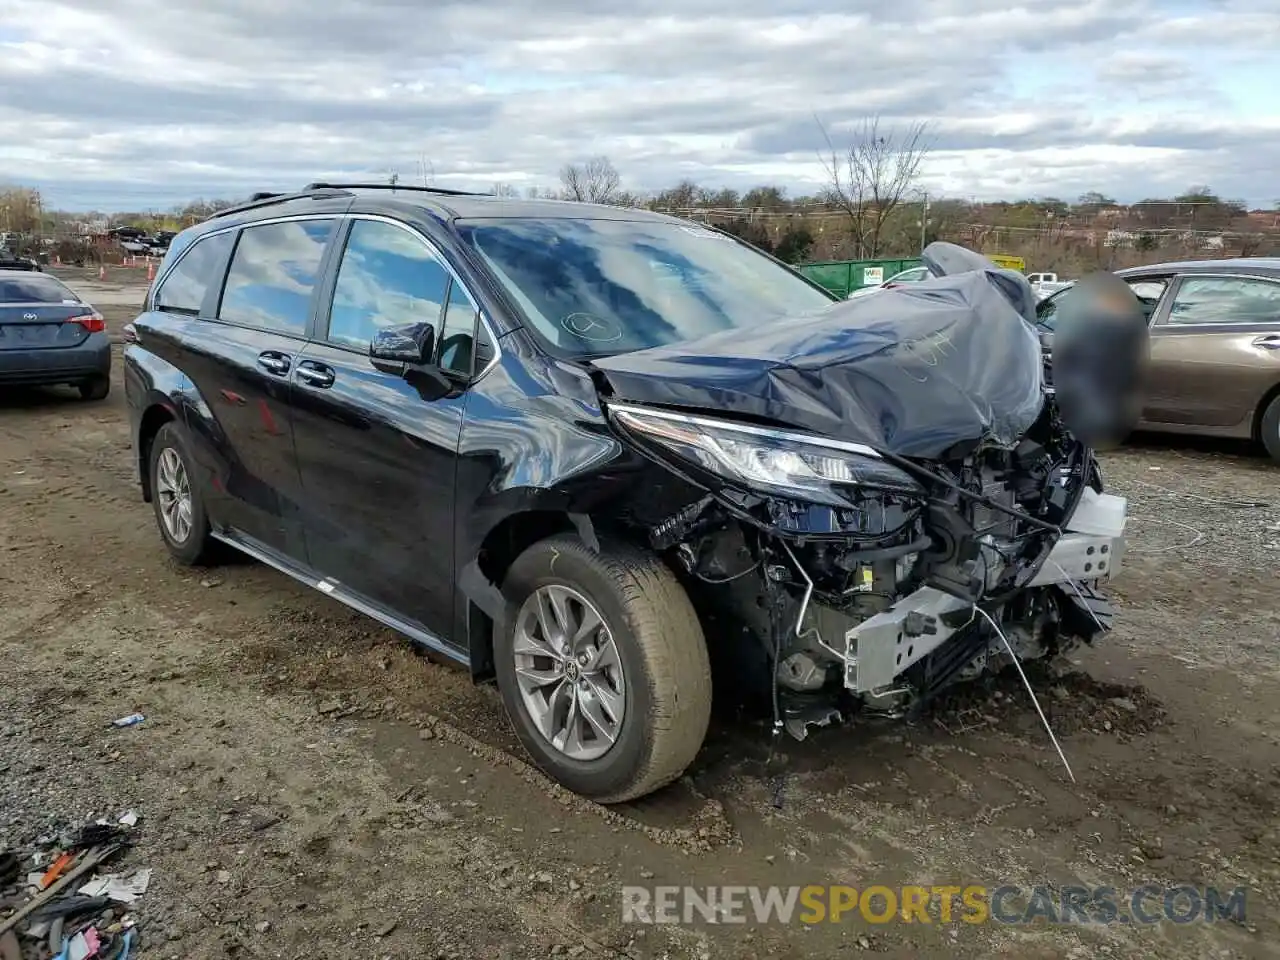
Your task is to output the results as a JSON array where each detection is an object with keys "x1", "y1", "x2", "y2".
[{"x1": 370, "y1": 322, "x2": 435, "y2": 374}]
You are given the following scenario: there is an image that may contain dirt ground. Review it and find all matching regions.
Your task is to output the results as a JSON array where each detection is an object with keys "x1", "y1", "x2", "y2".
[{"x1": 1, "y1": 272, "x2": 1278, "y2": 959}]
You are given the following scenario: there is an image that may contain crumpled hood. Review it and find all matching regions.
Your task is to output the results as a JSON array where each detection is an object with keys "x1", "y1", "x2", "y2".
[{"x1": 592, "y1": 262, "x2": 1046, "y2": 459}]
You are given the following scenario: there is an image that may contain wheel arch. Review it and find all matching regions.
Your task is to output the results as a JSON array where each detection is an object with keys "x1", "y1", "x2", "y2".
[
  {"x1": 1250, "y1": 379, "x2": 1280, "y2": 444},
  {"x1": 137, "y1": 403, "x2": 178, "y2": 502},
  {"x1": 462, "y1": 507, "x2": 655, "y2": 683}
]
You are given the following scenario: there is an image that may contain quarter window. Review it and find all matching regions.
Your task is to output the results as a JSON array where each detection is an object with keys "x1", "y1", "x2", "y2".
[
  {"x1": 327, "y1": 220, "x2": 450, "y2": 350},
  {"x1": 154, "y1": 231, "x2": 235, "y2": 315},
  {"x1": 218, "y1": 220, "x2": 332, "y2": 335},
  {"x1": 1168, "y1": 276, "x2": 1280, "y2": 325},
  {"x1": 437, "y1": 282, "x2": 478, "y2": 376}
]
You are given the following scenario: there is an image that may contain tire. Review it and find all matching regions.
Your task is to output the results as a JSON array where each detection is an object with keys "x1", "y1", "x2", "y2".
[
  {"x1": 494, "y1": 534, "x2": 712, "y2": 803},
  {"x1": 78, "y1": 376, "x2": 110, "y2": 401},
  {"x1": 148, "y1": 421, "x2": 217, "y2": 565},
  {"x1": 1260, "y1": 394, "x2": 1280, "y2": 462}
]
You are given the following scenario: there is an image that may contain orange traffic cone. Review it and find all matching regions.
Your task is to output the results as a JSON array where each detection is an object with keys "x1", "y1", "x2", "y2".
[
  {"x1": 146, "y1": 262, "x2": 156, "y2": 282},
  {"x1": 98, "y1": 264, "x2": 106, "y2": 281}
]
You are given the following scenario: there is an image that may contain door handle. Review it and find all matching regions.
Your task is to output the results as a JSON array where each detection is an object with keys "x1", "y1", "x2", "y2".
[
  {"x1": 1252, "y1": 335, "x2": 1280, "y2": 350},
  {"x1": 257, "y1": 352, "x2": 291, "y2": 375},
  {"x1": 295, "y1": 361, "x2": 336, "y2": 388}
]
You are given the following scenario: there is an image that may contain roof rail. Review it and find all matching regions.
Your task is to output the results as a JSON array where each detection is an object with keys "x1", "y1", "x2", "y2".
[
  {"x1": 207, "y1": 187, "x2": 350, "y2": 221},
  {"x1": 205, "y1": 181, "x2": 491, "y2": 223},
  {"x1": 303, "y1": 181, "x2": 491, "y2": 198}
]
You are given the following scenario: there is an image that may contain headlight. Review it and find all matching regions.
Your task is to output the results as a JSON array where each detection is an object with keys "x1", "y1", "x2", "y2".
[{"x1": 608, "y1": 404, "x2": 923, "y2": 506}]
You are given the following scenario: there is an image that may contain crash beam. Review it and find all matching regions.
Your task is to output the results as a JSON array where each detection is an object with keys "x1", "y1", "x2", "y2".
[{"x1": 842, "y1": 491, "x2": 1127, "y2": 693}]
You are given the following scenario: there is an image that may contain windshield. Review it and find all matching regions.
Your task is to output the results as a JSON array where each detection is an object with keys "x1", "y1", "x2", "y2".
[
  {"x1": 456, "y1": 217, "x2": 834, "y2": 356},
  {"x1": 0, "y1": 274, "x2": 79, "y2": 303}
]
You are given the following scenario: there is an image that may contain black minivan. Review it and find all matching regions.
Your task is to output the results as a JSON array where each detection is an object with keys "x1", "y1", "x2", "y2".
[{"x1": 125, "y1": 184, "x2": 1129, "y2": 802}]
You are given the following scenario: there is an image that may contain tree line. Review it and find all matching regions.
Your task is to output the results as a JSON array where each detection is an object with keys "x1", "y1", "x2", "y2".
[{"x1": 3, "y1": 115, "x2": 1271, "y2": 270}]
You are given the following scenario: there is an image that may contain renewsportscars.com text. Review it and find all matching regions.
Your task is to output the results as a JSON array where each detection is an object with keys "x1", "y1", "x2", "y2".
[{"x1": 621, "y1": 884, "x2": 1248, "y2": 926}]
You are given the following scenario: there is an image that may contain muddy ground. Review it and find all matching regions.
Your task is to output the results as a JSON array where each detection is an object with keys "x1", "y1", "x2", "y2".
[{"x1": 1, "y1": 271, "x2": 1278, "y2": 959}]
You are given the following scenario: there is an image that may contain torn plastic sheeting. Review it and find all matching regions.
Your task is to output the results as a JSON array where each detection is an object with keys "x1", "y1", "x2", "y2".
[
  {"x1": 593, "y1": 265, "x2": 1044, "y2": 459},
  {"x1": 77, "y1": 868, "x2": 151, "y2": 904}
]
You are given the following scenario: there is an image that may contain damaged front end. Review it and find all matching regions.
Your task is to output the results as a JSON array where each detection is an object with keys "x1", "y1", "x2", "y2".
[{"x1": 592, "y1": 243, "x2": 1140, "y2": 740}]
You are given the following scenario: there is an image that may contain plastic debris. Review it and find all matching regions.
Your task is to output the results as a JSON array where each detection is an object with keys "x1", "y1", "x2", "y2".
[
  {"x1": 40, "y1": 852, "x2": 76, "y2": 889},
  {"x1": 117, "y1": 812, "x2": 139, "y2": 828},
  {"x1": 78, "y1": 869, "x2": 152, "y2": 904},
  {"x1": 111, "y1": 714, "x2": 145, "y2": 728},
  {"x1": 67, "y1": 928, "x2": 100, "y2": 960}
]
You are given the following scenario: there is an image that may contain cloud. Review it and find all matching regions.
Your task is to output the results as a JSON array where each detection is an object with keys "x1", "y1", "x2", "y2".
[{"x1": 0, "y1": 0, "x2": 1275, "y2": 210}]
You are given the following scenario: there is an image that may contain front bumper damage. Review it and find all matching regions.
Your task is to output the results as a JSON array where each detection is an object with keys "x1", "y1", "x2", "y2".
[{"x1": 839, "y1": 489, "x2": 1124, "y2": 695}]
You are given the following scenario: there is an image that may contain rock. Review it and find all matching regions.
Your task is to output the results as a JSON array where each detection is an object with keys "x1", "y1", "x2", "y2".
[
  {"x1": 317, "y1": 700, "x2": 343, "y2": 715},
  {"x1": 215, "y1": 870, "x2": 232, "y2": 884},
  {"x1": 255, "y1": 921, "x2": 271, "y2": 934},
  {"x1": 857, "y1": 935, "x2": 871, "y2": 949},
  {"x1": 1110, "y1": 697, "x2": 1138, "y2": 713},
  {"x1": 1025, "y1": 827, "x2": 1036, "y2": 839},
  {"x1": 567, "y1": 948, "x2": 586, "y2": 958},
  {"x1": 419, "y1": 727, "x2": 435, "y2": 741},
  {"x1": 568, "y1": 879, "x2": 581, "y2": 891},
  {"x1": 639, "y1": 869, "x2": 654, "y2": 879},
  {"x1": 376, "y1": 921, "x2": 398, "y2": 937}
]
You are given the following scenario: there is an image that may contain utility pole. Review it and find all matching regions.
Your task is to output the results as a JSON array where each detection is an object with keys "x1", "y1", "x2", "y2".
[{"x1": 919, "y1": 191, "x2": 930, "y2": 253}]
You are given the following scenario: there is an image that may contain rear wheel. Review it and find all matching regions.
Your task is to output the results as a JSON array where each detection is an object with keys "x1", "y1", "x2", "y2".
[
  {"x1": 494, "y1": 534, "x2": 712, "y2": 803},
  {"x1": 1260, "y1": 395, "x2": 1280, "y2": 462},
  {"x1": 78, "y1": 376, "x2": 110, "y2": 401},
  {"x1": 148, "y1": 422, "x2": 217, "y2": 565}
]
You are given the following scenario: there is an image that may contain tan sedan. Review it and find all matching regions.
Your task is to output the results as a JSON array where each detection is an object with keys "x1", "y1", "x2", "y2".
[{"x1": 1036, "y1": 258, "x2": 1280, "y2": 461}]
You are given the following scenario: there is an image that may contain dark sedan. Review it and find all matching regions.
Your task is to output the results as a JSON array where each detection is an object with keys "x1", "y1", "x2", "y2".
[{"x1": 0, "y1": 270, "x2": 112, "y2": 400}]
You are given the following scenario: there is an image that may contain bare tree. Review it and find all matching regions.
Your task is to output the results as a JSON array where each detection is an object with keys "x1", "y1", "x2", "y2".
[
  {"x1": 559, "y1": 155, "x2": 624, "y2": 204},
  {"x1": 817, "y1": 116, "x2": 932, "y2": 259}
]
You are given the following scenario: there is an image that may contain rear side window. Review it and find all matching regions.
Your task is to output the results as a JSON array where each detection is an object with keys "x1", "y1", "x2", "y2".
[
  {"x1": 219, "y1": 220, "x2": 332, "y2": 335},
  {"x1": 155, "y1": 231, "x2": 234, "y2": 315},
  {"x1": 1167, "y1": 276, "x2": 1280, "y2": 326},
  {"x1": 326, "y1": 219, "x2": 449, "y2": 350},
  {"x1": 0, "y1": 275, "x2": 79, "y2": 303}
]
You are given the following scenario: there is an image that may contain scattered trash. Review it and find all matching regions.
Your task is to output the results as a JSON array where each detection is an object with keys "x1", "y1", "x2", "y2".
[
  {"x1": 67, "y1": 927, "x2": 100, "y2": 960},
  {"x1": 0, "y1": 814, "x2": 153, "y2": 955},
  {"x1": 78, "y1": 869, "x2": 152, "y2": 904},
  {"x1": 40, "y1": 852, "x2": 76, "y2": 890},
  {"x1": 110, "y1": 714, "x2": 145, "y2": 729}
]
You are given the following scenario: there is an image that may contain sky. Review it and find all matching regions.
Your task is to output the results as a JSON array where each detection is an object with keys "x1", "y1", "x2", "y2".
[{"x1": 0, "y1": 0, "x2": 1277, "y2": 212}]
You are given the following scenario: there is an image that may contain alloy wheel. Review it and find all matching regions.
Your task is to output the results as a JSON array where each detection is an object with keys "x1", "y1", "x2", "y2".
[
  {"x1": 155, "y1": 447, "x2": 193, "y2": 544},
  {"x1": 512, "y1": 584, "x2": 626, "y2": 762}
]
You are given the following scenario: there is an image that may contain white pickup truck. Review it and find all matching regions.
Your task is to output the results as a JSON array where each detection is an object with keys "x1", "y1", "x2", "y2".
[{"x1": 1027, "y1": 272, "x2": 1073, "y2": 300}]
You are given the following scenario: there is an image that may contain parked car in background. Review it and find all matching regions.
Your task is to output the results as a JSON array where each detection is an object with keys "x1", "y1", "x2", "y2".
[
  {"x1": 0, "y1": 247, "x2": 41, "y2": 272},
  {"x1": 0, "y1": 270, "x2": 111, "y2": 399},
  {"x1": 1036, "y1": 257, "x2": 1280, "y2": 460},
  {"x1": 1026, "y1": 272, "x2": 1073, "y2": 300}
]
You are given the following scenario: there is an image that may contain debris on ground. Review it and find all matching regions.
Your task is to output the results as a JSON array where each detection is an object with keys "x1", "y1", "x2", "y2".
[{"x1": 0, "y1": 814, "x2": 151, "y2": 959}]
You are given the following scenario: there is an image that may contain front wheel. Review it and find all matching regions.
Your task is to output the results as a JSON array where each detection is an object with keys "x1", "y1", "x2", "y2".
[{"x1": 494, "y1": 534, "x2": 712, "y2": 803}]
